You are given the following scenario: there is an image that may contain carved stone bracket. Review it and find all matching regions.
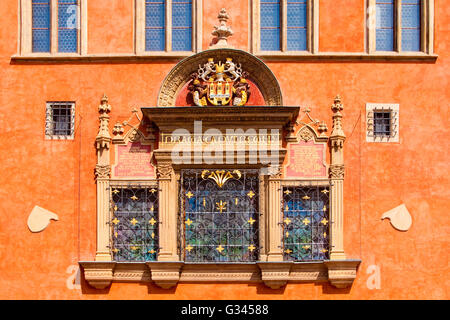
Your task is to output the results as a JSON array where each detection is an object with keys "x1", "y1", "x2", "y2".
[
  {"x1": 80, "y1": 262, "x2": 115, "y2": 289},
  {"x1": 329, "y1": 164, "x2": 345, "y2": 179},
  {"x1": 257, "y1": 262, "x2": 292, "y2": 289},
  {"x1": 95, "y1": 164, "x2": 111, "y2": 180},
  {"x1": 156, "y1": 162, "x2": 173, "y2": 180},
  {"x1": 325, "y1": 260, "x2": 361, "y2": 289},
  {"x1": 147, "y1": 262, "x2": 184, "y2": 289}
]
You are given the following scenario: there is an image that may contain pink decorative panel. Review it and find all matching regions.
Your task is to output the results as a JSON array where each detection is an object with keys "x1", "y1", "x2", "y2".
[
  {"x1": 114, "y1": 142, "x2": 155, "y2": 178},
  {"x1": 285, "y1": 141, "x2": 327, "y2": 178}
]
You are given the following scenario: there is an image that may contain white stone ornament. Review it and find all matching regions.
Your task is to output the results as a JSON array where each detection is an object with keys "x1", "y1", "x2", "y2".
[
  {"x1": 381, "y1": 204, "x2": 412, "y2": 232},
  {"x1": 27, "y1": 206, "x2": 59, "y2": 233}
]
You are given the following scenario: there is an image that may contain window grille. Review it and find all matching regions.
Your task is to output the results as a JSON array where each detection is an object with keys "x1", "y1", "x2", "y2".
[
  {"x1": 376, "y1": 0, "x2": 395, "y2": 51},
  {"x1": 401, "y1": 0, "x2": 421, "y2": 51},
  {"x1": 282, "y1": 186, "x2": 330, "y2": 261},
  {"x1": 45, "y1": 102, "x2": 75, "y2": 139},
  {"x1": 366, "y1": 103, "x2": 399, "y2": 142},
  {"x1": 180, "y1": 169, "x2": 259, "y2": 262},
  {"x1": 58, "y1": 0, "x2": 79, "y2": 53},
  {"x1": 110, "y1": 185, "x2": 159, "y2": 262},
  {"x1": 32, "y1": 0, "x2": 51, "y2": 52}
]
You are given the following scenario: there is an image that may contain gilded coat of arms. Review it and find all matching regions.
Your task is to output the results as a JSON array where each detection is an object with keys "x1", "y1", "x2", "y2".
[{"x1": 188, "y1": 58, "x2": 251, "y2": 106}]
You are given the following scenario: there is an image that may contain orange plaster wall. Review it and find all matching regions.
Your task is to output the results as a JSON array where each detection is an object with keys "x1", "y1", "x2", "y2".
[{"x1": 0, "y1": 0, "x2": 448, "y2": 300}]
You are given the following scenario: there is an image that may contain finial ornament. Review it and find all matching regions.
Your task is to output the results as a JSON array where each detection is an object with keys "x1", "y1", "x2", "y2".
[
  {"x1": 210, "y1": 8, "x2": 234, "y2": 48},
  {"x1": 99, "y1": 94, "x2": 111, "y2": 114}
]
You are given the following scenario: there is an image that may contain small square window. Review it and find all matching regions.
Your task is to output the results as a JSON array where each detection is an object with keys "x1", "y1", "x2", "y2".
[
  {"x1": 366, "y1": 103, "x2": 399, "y2": 143},
  {"x1": 45, "y1": 102, "x2": 75, "y2": 139}
]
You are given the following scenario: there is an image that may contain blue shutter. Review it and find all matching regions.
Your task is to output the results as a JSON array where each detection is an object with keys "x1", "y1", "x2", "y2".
[
  {"x1": 32, "y1": 0, "x2": 51, "y2": 52},
  {"x1": 260, "y1": 0, "x2": 281, "y2": 51},
  {"x1": 146, "y1": 0, "x2": 166, "y2": 51},
  {"x1": 287, "y1": 0, "x2": 307, "y2": 51},
  {"x1": 376, "y1": 0, "x2": 395, "y2": 51},
  {"x1": 58, "y1": 0, "x2": 79, "y2": 53},
  {"x1": 402, "y1": 0, "x2": 421, "y2": 51},
  {"x1": 172, "y1": 0, "x2": 192, "y2": 51}
]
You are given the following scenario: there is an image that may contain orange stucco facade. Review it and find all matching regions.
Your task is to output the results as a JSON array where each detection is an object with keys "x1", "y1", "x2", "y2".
[{"x1": 0, "y1": 0, "x2": 448, "y2": 300}]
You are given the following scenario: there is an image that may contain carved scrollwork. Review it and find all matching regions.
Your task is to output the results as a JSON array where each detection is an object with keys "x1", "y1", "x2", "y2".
[
  {"x1": 157, "y1": 163, "x2": 173, "y2": 180},
  {"x1": 95, "y1": 165, "x2": 111, "y2": 180},
  {"x1": 329, "y1": 165, "x2": 345, "y2": 179}
]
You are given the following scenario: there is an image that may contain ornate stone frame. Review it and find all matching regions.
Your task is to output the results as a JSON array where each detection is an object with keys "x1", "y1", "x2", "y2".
[
  {"x1": 18, "y1": 0, "x2": 88, "y2": 56},
  {"x1": 82, "y1": 94, "x2": 360, "y2": 290}
]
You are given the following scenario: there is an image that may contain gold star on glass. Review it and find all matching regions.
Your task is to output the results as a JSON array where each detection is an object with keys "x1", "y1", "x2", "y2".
[
  {"x1": 149, "y1": 188, "x2": 157, "y2": 194},
  {"x1": 321, "y1": 249, "x2": 328, "y2": 253},
  {"x1": 247, "y1": 191, "x2": 255, "y2": 199},
  {"x1": 216, "y1": 201, "x2": 227, "y2": 213},
  {"x1": 186, "y1": 191, "x2": 194, "y2": 199},
  {"x1": 284, "y1": 189, "x2": 292, "y2": 195},
  {"x1": 151, "y1": 232, "x2": 155, "y2": 239},
  {"x1": 302, "y1": 218, "x2": 311, "y2": 226},
  {"x1": 323, "y1": 205, "x2": 327, "y2": 211},
  {"x1": 284, "y1": 217, "x2": 292, "y2": 225},
  {"x1": 321, "y1": 189, "x2": 329, "y2": 194},
  {"x1": 302, "y1": 195, "x2": 311, "y2": 200},
  {"x1": 216, "y1": 245, "x2": 225, "y2": 253},
  {"x1": 285, "y1": 249, "x2": 293, "y2": 254},
  {"x1": 248, "y1": 217, "x2": 256, "y2": 225},
  {"x1": 148, "y1": 249, "x2": 156, "y2": 254},
  {"x1": 114, "y1": 231, "x2": 118, "y2": 238},
  {"x1": 323, "y1": 232, "x2": 327, "y2": 238},
  {"x1": 131, "y1": 195, "x2": 138, "y2": 201},
  {"x1": 285, "y1": 205, "x2": 289, "y2": 211},
  {"x1": 302, "y1": 245, "x2": 311, "y2": 250},
  {"x1": 149, "y1": 218, "x2": 157, "y2": 226},
  {"x1": 114, "y1": 205, "x2": 118, "y2": 211},
  {"x1": 131, "y1": 246, "x2": 138, "y2": 251},
  {"x1": 285, "y1": 231, "x2": 290, "y2": 238},
  {"x1": 185, "y1": 218, "x2": 193, "y2": 226},
  {"x1": 321, "y1": 218, "x2": 329, "y2": 225},
  {"x1": 112, "y1": 189, "x2": 120, "y2": 195},
  {"x1": 112, "y1": 248, "x2": 119, "y2": 253},
  {"x1": 186, "y1": 245, "x2": 193, "y2": 252},
  {"x1": 130, "y1": 218, "x2": 139, "y2": 226},
  {"x1": 248, "y1": 245, "x2": 256, "y2": 252},
  {"x1": 112, "y1": 218, "x2": 120, "y2": 225}
]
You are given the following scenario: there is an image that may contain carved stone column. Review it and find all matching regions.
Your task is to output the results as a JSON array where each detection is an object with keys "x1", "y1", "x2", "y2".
[
  {"x1": 266, "y1": 167, "x2": 283, "y2": 262},
  {"x1": 329, "y1": 95, "x2": 347, "y2": 261},
  {"x1": 95, "y1": 95, "x2": 112, "y2": 262},
  {"x1": 156, "y1": 161, "x2": 180, "y2": 262}
]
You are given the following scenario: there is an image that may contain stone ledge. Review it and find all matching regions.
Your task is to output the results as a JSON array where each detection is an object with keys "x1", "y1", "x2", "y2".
[{"x1": 80, "y1": 260, "x2": 361, "y2": 290}]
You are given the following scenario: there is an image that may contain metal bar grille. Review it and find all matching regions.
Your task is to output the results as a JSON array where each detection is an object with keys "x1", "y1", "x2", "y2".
[
  {"x1": 180, "y1": 169, "x2": 259, "y2": 262},
  {"x1": 45, "y1": 102, "x2": 75, "y2": 138},
  {"x1": 282, "y1": 185, "x2": 330, "y2": 261},
  {"x1": 110, "y1": 185, "x2": 159, "y2": 262}
]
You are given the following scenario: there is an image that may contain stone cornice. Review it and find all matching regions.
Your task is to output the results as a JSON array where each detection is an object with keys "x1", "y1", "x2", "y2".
[{"x1": 79, "y1": 260, "x2": 361, "y2": 290}]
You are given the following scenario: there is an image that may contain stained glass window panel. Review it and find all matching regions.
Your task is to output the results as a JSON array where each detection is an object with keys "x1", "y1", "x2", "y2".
[
  {"x1": 260, "y1": 0, "x2": 281, "y2": 51},
  {"x1": 376, "y1": 0, "x2": 395, "y2": 51},
  {"x1": 172, "y1": 0, "x2": 192, "y2": 51},
  {"x1": 111, "y1": 187, "x2": 159, "y2": 262},
  {"x1": 32, "y1": 0, "x2": 51, "y2": 52},
  {"x1": 146, "y1": 0, "x2": 166, "y2": 51},
  {"x1": 282, "y1": 186, "x2": 330, "y2": 261},
  {"x1": 401, "y1": 0, "x2": 421, "y2": 51},
  {"x1": 58, "y1": 0, "x2": 79, "y2": 52},
  {"x1": 181, "y1": 170, "x2": 259, "y2": 262},
  {"x1": 287, "y1": 0, "x2": 307, "y2": 51}
]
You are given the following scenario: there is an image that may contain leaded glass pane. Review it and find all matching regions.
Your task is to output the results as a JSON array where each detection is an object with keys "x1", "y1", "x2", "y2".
[
  {"x1": 111, "y1": 186, "x2": 159, "y2": 262},
  {"x1": 180, "y1": 169, "x2": 259, "y2": 262},
  {"x1": 146, "y1": 0, "x2": 166, "y2": 51},
  {"x1": 282, "y1": 186, "x2": 330, "y2": 261},
  {"x1": 376, "y1": 0, "x2": 395, "y2": 51},
  {"x1": 287, "y1": 0, "x2": 307, "y2": 51},
  {"x1": 32, "y1": 0, "x2": 51, "y2": 52},
  {"x1": 172, "y1": 0, "x2": 192, "y2": 51},
  {"x1": 58, "y1": 0, "x2": 78, "y2": 52},
  {"x1": 260, "y1": 0, "x2": 281, "y2": 51},
  {"x1": 402, "y1": 0, "x2": 421, "y2": 52}
]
